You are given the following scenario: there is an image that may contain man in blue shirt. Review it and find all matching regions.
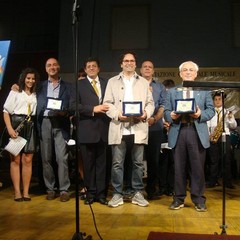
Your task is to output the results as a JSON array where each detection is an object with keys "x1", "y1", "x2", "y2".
[{"x1": 140, "y1": 60, "x2": 166, "y2": 200}]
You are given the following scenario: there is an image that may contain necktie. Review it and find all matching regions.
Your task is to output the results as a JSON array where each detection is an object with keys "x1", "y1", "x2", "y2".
[
  {"x1": 216, "y1": 108, "x2": 221, "y2": 123},
  {"x1": 91, "y1": 79, "x2": 99, "y2": 96}
]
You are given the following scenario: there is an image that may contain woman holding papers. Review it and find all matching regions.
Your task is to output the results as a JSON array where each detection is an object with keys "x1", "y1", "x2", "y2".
[{"x1": 3, "y1": 68, "x2": 39, "y2": 201}]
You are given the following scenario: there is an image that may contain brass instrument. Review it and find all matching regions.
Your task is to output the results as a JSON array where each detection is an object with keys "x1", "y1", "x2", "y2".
[
  {"x1": 15, "y1": 103, "x2": 32, "y2": 133},
  {"x1": 14, "y1": 115, "x2": 31, "y2": 133},
  {"x1": 209, "y1": 115, "x2": 224, "y2": 144}
]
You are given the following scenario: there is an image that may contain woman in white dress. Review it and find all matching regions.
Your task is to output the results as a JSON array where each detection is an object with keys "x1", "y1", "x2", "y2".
[{"x1": 3, "y1": 68, "x2": 39, "y2": 201}]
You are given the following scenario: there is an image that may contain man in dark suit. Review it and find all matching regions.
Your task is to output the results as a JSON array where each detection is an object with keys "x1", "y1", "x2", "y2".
[
  {"x1": 72, "y1": 57, "x2": 110, "y2": 205},
  {"x1": 37, "y1": 58, "x2": 73, "y2": 202},
  {"x1": 164, "y1": 61, "x2": 215, "y2": 212}
]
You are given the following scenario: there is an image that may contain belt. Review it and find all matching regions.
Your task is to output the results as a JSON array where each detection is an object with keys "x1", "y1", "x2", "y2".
[{"x1": 181, "y1": 122, "x2": 194, "y2": 128}]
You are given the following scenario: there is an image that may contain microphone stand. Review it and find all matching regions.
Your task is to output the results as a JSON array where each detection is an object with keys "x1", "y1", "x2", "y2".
[
  {"x1": 219, "y1": 90, "x2": 227, "y2": 235},
  {"x1": 182, "y1": 81, "x2": 240, "y2": 236},
  {"x1": 72, "y1": 1, "x2": 92, "y2": 239}
]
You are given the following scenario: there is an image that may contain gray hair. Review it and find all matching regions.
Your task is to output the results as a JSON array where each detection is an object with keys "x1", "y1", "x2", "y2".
[{"x1": 179, "y1": 61, "x2": 199, "y2": 72}]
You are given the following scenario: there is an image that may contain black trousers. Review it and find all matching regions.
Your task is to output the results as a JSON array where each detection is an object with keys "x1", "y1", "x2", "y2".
[
  {"x1": 173, "y1": 125, "x2": 206, "y2": 204},
  {"x1": 145, "y1": 131, "x2": 161, "y2": 195},
  {"x1": 80, "y1": 140, "x2": 107, "y2": 199},
  {"x1": 207, "y1": 135, "x2": 232, "y2": 184}
]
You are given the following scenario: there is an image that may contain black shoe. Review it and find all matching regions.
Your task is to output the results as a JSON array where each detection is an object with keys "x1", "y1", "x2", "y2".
[
  {"x1": 84, "y1": 198, "x2": 94, "y2": 205},
  {"x1": 195, "y1": 203, "x2": 207, "y2": 212},
  {"x1": 79, "y1": 188, "x2": 87, "y2": 200},
  {"x1": 14, "y1": 197, "x2": 23, "y2": 202},
  {"x1": 23, "y1": 196, "x2": 31, "y2": 201},
  {"x1": 79, "y1": 191, "x2": 86, "y2": 200},
  {"x1": 169, "y1": 201, "x2": 184, "y2": 210},
  {"x1": 97, "y1": 198, "x2": 108, "y2": 205}
]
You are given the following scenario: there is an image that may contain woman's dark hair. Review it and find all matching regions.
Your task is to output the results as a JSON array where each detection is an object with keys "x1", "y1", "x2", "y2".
[
  {"x1": 18, "y1": 67, "x2": 40, "y2": 93},
  {"x1": 118, "y1": 51, "x2": 137, "y2": 65}
]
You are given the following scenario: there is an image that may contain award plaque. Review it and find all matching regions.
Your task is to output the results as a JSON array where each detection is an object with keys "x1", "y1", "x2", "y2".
[
  {"x1": 123, "y1": 101, "x2": 143, "y2": 116},
  {"x1": 47, "y1": 98, "x2": 62, "y2": 110},
  {"x1": 175, "y1": 98, "x2": 196, "y2": 114}
]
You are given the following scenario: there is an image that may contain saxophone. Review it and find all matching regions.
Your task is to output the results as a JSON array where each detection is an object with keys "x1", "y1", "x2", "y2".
[
  {"x1": 209, "y1": 115, "x2": 224, "y2": 144},
  {"x1": 14, "y1": 115, "x2": 31, "y2": 133}
]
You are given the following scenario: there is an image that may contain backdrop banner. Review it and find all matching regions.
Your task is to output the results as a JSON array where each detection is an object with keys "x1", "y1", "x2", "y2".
[{"x1": 0, "y1": 40, "x2": 11, "y2": 89}]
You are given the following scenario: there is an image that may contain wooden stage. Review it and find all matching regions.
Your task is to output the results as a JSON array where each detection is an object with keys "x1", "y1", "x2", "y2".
[{"x1": 0, "y1": 171, "x2": 240, "y2": 240}]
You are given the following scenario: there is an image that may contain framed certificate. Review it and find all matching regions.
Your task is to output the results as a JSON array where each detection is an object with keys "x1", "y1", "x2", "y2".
[
  {"x1": 175, "y1": 98, "x2": 196, "y2": 114},
  {"x1": 123, "y1": 101, "x2": 143, "y2": 116},
  {"x1": 47, "y1": 98, "x2": 62, "y2": 110}
]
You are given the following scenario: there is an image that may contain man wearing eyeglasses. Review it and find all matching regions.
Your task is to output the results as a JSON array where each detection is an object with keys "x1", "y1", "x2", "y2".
[
  {"x1": 164, "y1": 61, "x2": 215, "y2": 212},
  {"x1": 103, "y1": 51, "x2": 154, "y2": 207}
]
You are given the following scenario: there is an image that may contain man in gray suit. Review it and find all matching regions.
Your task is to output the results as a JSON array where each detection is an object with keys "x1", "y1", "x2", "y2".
[{"x1": 164, "y1": 61, "x2": 215, "y2": 212}]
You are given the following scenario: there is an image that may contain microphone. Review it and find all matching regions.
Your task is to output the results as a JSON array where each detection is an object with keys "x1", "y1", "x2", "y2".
[
  {"x1": 72, "y1": 0, "x2": 79, "y2": 25},
  {"x1": 72, "y1": 0, "x2": 77, "y2": 13}
]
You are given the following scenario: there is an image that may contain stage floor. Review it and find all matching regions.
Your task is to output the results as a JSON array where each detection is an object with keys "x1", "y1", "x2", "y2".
[{"x1": 0, "y1": 171, "x2": 240, "y2": 240}]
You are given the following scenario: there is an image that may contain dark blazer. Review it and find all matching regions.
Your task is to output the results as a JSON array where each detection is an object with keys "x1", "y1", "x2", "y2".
[
  {"x1": 36, "y1": 79, "x2": 73, "y2": 140},
  {"x1": 73, "y1": 77, "x2": 110, "y2": 144}
]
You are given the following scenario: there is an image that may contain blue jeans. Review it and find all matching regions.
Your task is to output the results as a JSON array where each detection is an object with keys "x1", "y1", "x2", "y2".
[{"x1": 111, "y1": 135, "x2": 144, "y2": 195}]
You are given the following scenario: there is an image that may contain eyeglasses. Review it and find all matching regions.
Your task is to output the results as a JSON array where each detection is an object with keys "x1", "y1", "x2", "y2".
[{"x1": 122, "y1": 59, "x2": 136, "y2": 63}]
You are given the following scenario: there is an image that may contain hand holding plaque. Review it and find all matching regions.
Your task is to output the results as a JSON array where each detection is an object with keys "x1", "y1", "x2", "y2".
[
  {"x1": 47, "y1": 97, "x2": 63, "y2": 110},
  {"x1": 175, "y1": 98, "x2": 196, "y2": 114},
  {"x1": 123, "y1": 101, "x2": 143, "y2": 117}
]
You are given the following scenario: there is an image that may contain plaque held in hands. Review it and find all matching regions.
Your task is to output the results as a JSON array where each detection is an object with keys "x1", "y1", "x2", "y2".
[
  {"x1": 123, "y1": 101, "x2": 143, "y2": 116},
  {"x1": 175, "y1": 98, "x2": 196, "y2": 114}
]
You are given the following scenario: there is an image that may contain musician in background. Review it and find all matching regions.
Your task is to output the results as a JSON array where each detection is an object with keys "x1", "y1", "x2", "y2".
[
  {"x1": 3, "y1": 68, "x2": 39, "y2": 201},
  {"x1": 206, "y1": 91, "x2": 237, "y2": 188}
]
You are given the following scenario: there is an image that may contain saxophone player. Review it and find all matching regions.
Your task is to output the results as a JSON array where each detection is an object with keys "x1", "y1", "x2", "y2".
[{"x1": 206, "y1": 91, "x2": 237, "y2": 188}]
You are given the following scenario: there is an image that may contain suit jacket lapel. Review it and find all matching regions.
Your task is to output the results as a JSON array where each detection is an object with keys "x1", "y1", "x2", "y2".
[
  {"x1": 82, "y1": 78, "x2": 96, "y2": 96},
  {"x1": 42, "y1": 80, "x2": 48, "y2": 98},
  {"x1": 59, "y1": 81, "x2": 66, "y2": 98},
  {"x1": 174, "y1": 85, "x2": 183, "y2": 99},
  {"x1": 99, "y1": 77, "x2": 106, "y2": 98}
]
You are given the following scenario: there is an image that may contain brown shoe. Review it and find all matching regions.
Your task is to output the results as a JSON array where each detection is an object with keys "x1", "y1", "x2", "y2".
[
  {"x1": 46, "y1": 191, "x2": 56, "y2": 200},
  {"x1": 60, "y1": 192, "x2": 70, "y2": 202}
]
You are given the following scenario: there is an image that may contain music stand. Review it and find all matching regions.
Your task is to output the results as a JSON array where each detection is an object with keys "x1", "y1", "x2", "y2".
[{"x1": 183, "y1": 80, "x2": 240, "y2": 235}]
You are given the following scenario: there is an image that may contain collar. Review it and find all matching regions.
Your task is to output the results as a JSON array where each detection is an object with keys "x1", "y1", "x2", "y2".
[
  {"x1": 48, "y1": 77, "x2": 61, "y2": 84},
  {"x1": 118, "y1": 71, "x2": 139, "y2": 80},
  {"x1": 87, "y1": 76, "x2": 99, "y2": 83}
]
